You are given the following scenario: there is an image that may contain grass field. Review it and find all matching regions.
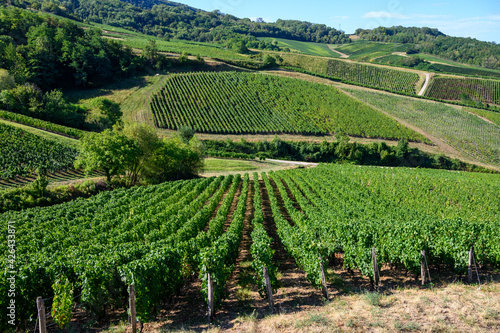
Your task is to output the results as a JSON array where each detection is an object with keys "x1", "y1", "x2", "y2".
[
  {"x1": 65, "y1": 73, "x2": 170, "y2": 126},
  {"x1": 466, "y1": 108, "x2": 500, "y2": 126},
  {"x1": 331, "y1": 41, "x2": 406, "y2": 61},
  {"x1": 342, "y1": 87, "x2": 500, "y2": 166},
  {"x1": 258, "y1": 37, "x2": 340, "y2": 58}
]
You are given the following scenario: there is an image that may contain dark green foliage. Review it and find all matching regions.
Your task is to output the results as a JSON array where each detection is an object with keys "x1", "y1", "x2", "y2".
[
  {"x1": 200, "y1": 174, "x2": 249, "y2": 311},
  {"x1": 356, "y1": 26, "x2": 500, "y2": 69},
  {"x1": 0, "y1": 84, "x2": 88, "y2": 128},
  {"x1": 0, "y1": 6, "x2": 139, "y2": 89},
  {"x1": 262, "y1": 54, "x2": 276, "y2": 68},
  {"x1": 177, "y1": 125, "x2": 195, "y2": 143},
  {"x1": 0, "y1": 175, "x2": 232, "y2": 327},
  {"x1": 0, "y1": 178, "x2": 103, "y2": 213},
  {"x1": 75, "y1": 125, "x2": 204, "y2": 185},
  {"x1": 250, "y1": 172, "x2": 278, "y2": 297},
  {"x1": 0, "y1": 122, "x2": 78, "y2": 179},
  {"x1": 272, "y1": 165, "x2": 500, "y2": 278},
  {"x1": 9, "y1": 0, "x2": 350, "y2": 44},
  {"x1": 203, "y1": 139, "x2": 495, "y2": 173}
]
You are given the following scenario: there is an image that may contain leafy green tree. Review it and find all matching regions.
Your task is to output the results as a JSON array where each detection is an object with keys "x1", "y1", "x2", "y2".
[
  {"x1": 143, "y1": 39, "x2": 159, "y2": 65},
  {"x1": 143, "y1": 136, "x2": 204, "y2": 183},
  {"x1": 177, "y1": 125, "x2": 195, "y2": 143},
  {"x1": 0, "y1": 69, "x2": 15, "y2": 90},
  {"x1": 123, "y1": 123, "x2": 161, "y2": 185},
  {"x1": 231, "y1": 40, "x2": 249, "y2": 54},
  {"x1": 75, "y1": 128, "x2": 141, "y2": 184},
  {"x1": 262, "y1": 54, "x2": 276, "y2": 68}
]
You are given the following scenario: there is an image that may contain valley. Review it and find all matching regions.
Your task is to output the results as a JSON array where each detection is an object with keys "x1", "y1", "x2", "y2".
[{"x1": 0, "y1": 2, "x2": 499, "y2": 332}]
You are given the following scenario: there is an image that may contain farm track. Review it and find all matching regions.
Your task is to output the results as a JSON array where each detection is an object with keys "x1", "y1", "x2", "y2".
[{"x1": 418, "y1": 73, "x2": 430, "y2": 96}]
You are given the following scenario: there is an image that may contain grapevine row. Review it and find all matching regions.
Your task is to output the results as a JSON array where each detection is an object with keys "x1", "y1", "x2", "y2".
[{"x1": 150, "y1": 72, "x2": 426, "y2": 142}]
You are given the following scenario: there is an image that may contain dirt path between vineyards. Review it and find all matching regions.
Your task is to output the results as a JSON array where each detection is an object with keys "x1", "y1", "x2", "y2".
[
  {"x1": 418, "y1": 73, "x2": 430, "y2": 96},
  {"x1": 327, "y1": 45, "x2": 349, "y2": 58}
]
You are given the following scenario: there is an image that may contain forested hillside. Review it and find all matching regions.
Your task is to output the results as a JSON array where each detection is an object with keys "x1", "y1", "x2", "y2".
[
  {"x1": 8, "y1": 0, "x2": 350, "y2": 44},
  {"x1": 356, "y1": 26, "x2": 500, "y2": 69}
]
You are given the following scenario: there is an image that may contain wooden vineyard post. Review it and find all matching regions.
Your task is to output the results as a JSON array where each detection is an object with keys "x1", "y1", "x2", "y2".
[
  {"x1": 421, "y1": 250, "x2": 426, "y2": 286},
  {"x1": 36, "y1": 297, "x2": 47, "y2": 333},
  {"x1": 129, "y1": 285, "x2": 137, "y2": 333},
  {"x1": 207, "y1": 272, "x2": 214, "y2": 323},
  {"x1": 263, "y1": 267, "x2": 274, "y2": 313},
  {"x1": 372, "y1": 247, "x2": 379, "y2": 288},
  {"x1": 468, "y1": 247, "x2": 474, "y2": 284},
  {"x1": 319, "y1": 257, "x2": 329, "y2": 300}
]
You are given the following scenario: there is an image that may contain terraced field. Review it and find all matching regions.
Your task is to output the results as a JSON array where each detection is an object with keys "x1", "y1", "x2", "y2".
[
  {"x1": 425, "y1": 76, "x2": 500, "y2": 105},
  {"x1": 280, "y1": 53, "x2": 420, "y2": 94},
  {"x1": 342, "y1": 87, "x2": 500, "y2": 166},
  {"x1": 149, "y1": 71, "x2": 427, "y2": 141},
  {"x1": 2, "y1": 164, "x2": 499, "y2": 331}
]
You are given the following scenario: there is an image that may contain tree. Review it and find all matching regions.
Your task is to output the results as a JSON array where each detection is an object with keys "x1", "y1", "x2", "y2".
[
  {"x1": 74, "y1": 128, "x2": 141, "y2": 184},
  {"x1": 262, "y1": 54, "x2": 276, "y2": 68},
  {"x1": 177, "y1": 125, "x2": 195, "y2": 143},
  {"x1": 143, "y1": 136, "x2": 204, "y2": 183},
  {"x1": 143, "y1": 39, "x2": 159, "y2": 65},
  {"x1": 0, "y1": 69, "x2": 15, "y2": 90},
  {"x1": 231, "y1": 40, "x2": 249, "y2": 54},
  {"x1": 123, "y1": 123, "x2": 161, "y2": 185}
]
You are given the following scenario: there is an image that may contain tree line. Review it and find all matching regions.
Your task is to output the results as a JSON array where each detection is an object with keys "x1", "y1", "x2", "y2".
[
  {"x1": 7, "y1": 0, "x2": 351, "y2": 44},
  {"x1": 355, "y1": 26, "x2": 500, "y2": 69},
  {"x1": 0, "y1": 6, "x2": 188, "y2": 130}
]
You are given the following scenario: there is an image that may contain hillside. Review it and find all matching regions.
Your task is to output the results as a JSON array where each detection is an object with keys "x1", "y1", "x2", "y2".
[
  {"x1": 10, "y1": 0, "x2": 350, "y2": 44},
  {"x1": 149, "y1": 71, "x2": 427, "y2": 141},
  {"x1": 355, "y1": 26, "x2": 500, "y2": 70},
  {"x1": 1, "y1": 3, "x2": 500, "y2": 332}
]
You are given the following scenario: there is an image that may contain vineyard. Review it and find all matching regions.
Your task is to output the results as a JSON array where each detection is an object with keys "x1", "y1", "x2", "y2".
[
  {"x1": 150, "y1": 72, "x2": 426, "y2": 141},
  {"x1": 2, "y1": 164, "x2": 499, "y2": 331},
  {"x1": 279, "y1": 53, "x2": 420, "y2": 94},
  {"x1": 342, "y1": 87, "x2": 500, "y2": 166},
  {"x1": 331, "y1": 41, "x2": 406, "y2": 61},
  {"x1": 0, "y1": 110, "x2": 87, "y2": 139},
  {"x1": 372, "y1": 55, "x2": 500, "y2": 79},
  {"x1": 425, "y1": 76, "x2": 500, "y2": 105},
  {"x1": 0, "y1": 123, "x2": 78, "y2": 179}
]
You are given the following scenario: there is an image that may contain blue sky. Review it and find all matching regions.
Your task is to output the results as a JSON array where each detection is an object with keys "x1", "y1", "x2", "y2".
[{"x1": 177, "y1": 0, "x2": 500, "y2": 43}]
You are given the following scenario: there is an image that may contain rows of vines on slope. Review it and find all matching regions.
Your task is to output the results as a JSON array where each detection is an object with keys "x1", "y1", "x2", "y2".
[
  {"x1": 343, "y1": 87, "x2": 500, "y2": 166},
  {"x1": 262, "y1": 173, "x2": 325, "y2": 287},
  {"x1": 0, "y1": 175, "x2": 239, "y2": 327},
  {"x1": 279, "y1": 53, "x2": 420, "y2": 94},
  {"x1": 200, "y1": 174, "x2": 249, "y2": 310},
  {"x1": 150, "y1": 72, "x2": 426, "y2": 142},
  {"x1": 0, "y1": 122, "x2": 78, "y2": 179},
  {"x1": 250, "y1": 172, "x2": 278, "y2": 297},
  {"x1": 0, "y1": 110, "x2": 87, "y2": 138},
  {"x1": 425, "y1": 76, "x2": 500, "y2": 105},
  {"x1": 272, "y1": 165, "x2": 500, "y2": 280}
]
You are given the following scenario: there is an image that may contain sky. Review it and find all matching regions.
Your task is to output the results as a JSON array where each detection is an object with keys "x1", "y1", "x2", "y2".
[{"x1": 176, "y1": 0, "x2": 500, "y2": 43}]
